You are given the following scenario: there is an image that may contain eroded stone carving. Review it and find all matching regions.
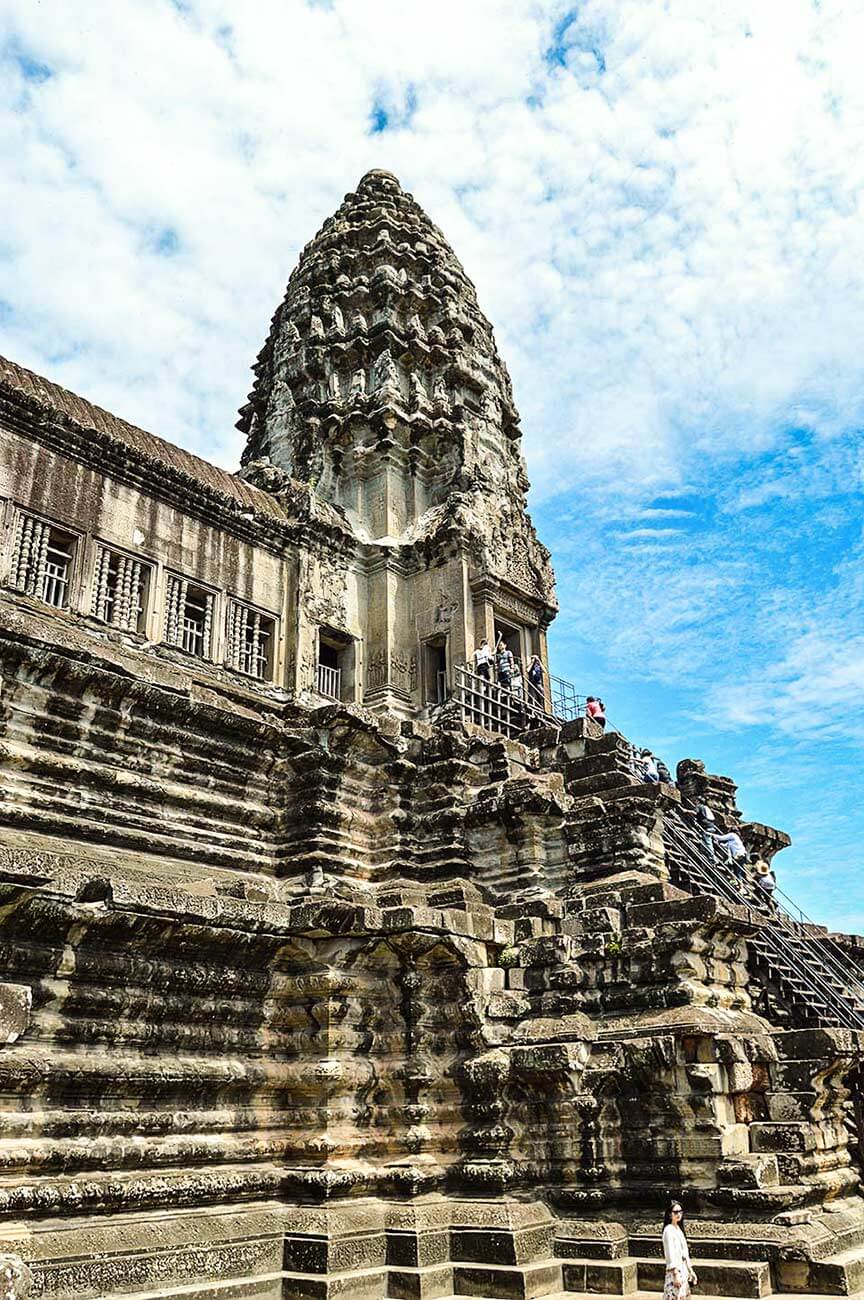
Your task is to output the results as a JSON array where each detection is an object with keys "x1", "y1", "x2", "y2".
[{"x1": 0, "y1": 1256, "x2": 31, "y2": 1300}]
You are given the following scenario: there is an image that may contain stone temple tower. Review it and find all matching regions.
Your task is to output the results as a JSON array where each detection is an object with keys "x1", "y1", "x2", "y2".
[
  {"x1": 0, "y1": 170, "x2": 863, "y2": 1300},
  {"x1": 237, "y1": 169, "x2": 557, "y2": 715}
]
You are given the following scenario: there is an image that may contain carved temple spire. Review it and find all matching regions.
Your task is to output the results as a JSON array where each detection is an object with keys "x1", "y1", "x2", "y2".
[
  {"x1": 237, "y1": 170, "x2": 524, "y2": 503},
  {"x1": 238, "y1": 167, "x2": 557, "y2": 651}
]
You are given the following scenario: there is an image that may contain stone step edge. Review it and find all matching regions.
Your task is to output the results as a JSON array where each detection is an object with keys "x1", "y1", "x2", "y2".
[
  {"x1": 95, "y1": 1271, "x2": 286, "y2": 1300},
  {"x1": 561, "y1": 1256, "x2": 770, "y2": 1272},
  {"x1": 634, "y1": 1256, "x2": 770, "y2": 1292},
  {"x1": 451, "y1": 1257, "x2": 563, "y2": 1274},
  {"x1": 557, "y1": 1293, "x2": 861, "y2": 1300}
]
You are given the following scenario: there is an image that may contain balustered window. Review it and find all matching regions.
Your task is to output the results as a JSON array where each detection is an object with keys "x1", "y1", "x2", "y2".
[
  {"x1": 9, "y1": 512, "x2": 76, "y2": 609},
  {"x1": 226, "y1": 600, "x2": 275, "y2": 681},
  {"x1": 163, "y1": 574, "x2": 215, "y2": 659},
  {"x1": 91, "y1": 546, "x2": 150, "y2": 633}
]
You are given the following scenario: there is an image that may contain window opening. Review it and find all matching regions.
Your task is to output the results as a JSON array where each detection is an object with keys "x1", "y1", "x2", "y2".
[
  {"x1": 494, "y1": 621, "x2": 522, "y2": 663},
  {"x1": 9, "y1": 513, "x2": 76, "y2": 609},
  {"x1": 316, "y1": 637, "x2": 342, "y2": 700},
  {"x1": 164, "y1": 575, "x2": 215, "y2": 659},
  {"x1": 92, "y1": 546, "x2": 149, "y2": 633},
  {"x1": 425, "y1": 639, "x2": 448, "y2": 704},
  {"x1": 227, "y1": 600, "x2": 275, "y2": 681}
]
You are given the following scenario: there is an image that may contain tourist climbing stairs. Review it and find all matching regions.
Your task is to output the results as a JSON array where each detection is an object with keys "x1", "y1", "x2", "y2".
[{"x1": 664, "y1": 808, "x2": 864, "y2": 1032}]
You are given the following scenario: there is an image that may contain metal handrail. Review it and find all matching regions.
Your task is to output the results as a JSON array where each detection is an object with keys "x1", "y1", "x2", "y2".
[
  {"x1": 454, "y1": 664, "x2": 558, "y2": 737},
  {"x1": 766, "y1": 882, "x2": 864, "y2": 1003},
  {"x1": 665, "y1": 821, "x2": 843, "y2": 1024},
  {"x1": 666, "y1": 812, "x2": 864, "y2": 1031},
  {"x1": 674, "y1": 803, "x2": 864, "y2": 1006},
  {"x1": 767, "y1": 889, "x2": 864, "y2": 1006},
  {"x1": 548, "y1": 672, "x2": 585, "y2": 722}
]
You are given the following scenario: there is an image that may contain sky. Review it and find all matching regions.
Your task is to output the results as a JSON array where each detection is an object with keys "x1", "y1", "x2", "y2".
[{"x1": 1, "y1": 0, "x2": 863, "y2": 930}]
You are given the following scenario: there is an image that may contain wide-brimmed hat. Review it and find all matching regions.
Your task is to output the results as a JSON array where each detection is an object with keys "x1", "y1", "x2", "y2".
[{"x1": 755, "y1": 861, "x2": 770, "y2": 876}]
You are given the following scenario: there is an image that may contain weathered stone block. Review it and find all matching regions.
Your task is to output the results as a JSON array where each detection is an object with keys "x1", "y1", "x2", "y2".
[
  {"x1": 450, "y1": 1226, "x2": 554, "y2": 1266},
  {"x1": 637, "y1": 1257, "x2": 771, "y2": 1297},
  {"x1": 386, "y1": 1263, "x2": 454, "y2": 1299},
  {"x1": 553, "y1": 1221, "x2": 629, "y2": 1261},
  {"x1": 281, "y1": 1267, "x2": 388, "y2": 1300},
  {"x1": 561, "y1": 1258, "x2": 639, "y2": 1294},
  {"x1": 451, "y1": 1259, "x2": 563, "y2": 1298},
  {"x1": 386, "y1": 1231, "x2": 450, "y2": 1269},
  {"x1": 282, "y1": 1232, "x2": 386, "y2": 1275},
  {"x1": 749, "y1": 1123, "x2": 818, "y2": 1153},
  {"x1": 0, "y1": 984, "x2": 30, "y2": 1045}
]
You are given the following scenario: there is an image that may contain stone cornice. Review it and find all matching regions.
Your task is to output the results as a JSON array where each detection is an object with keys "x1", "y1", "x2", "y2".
[{"x1": 469, "y1": 571, "x2": 558, "y2": 625}]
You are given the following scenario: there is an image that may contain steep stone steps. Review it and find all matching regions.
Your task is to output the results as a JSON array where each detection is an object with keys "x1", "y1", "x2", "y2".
[{"x1": 664, "y1": 812, "x2": 864, "y2": 1032}]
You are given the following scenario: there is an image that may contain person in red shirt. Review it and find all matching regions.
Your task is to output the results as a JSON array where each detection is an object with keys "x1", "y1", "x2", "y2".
[{"x1": 586, "y1": 696, "x2": 606, "y2": 729}]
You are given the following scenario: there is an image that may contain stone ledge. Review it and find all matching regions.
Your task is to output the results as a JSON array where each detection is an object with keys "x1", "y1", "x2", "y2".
[{"x1": 635, "y1": 1257, "x2": 771, "y2": 1298}]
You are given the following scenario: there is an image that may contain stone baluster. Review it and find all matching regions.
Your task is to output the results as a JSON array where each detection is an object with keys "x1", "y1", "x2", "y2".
[
  {"x1": 115, "y1": 555, "x2": 131, "y2": 630},
  {"x1": 202, "y1": 592, "x2": 214, "y2": 658},
  {"x1": 31, "y1": 520, "x2": 50, "y2": 599},
  {"x1": 92, "y1": 546, "x2": 110, "y2": 621},
  {"x1": 165, "y1": 575, "x2": 185, "y2": 646},
  {"x1": 13, "y1": 515, "x2": 36, "y2": 592}
]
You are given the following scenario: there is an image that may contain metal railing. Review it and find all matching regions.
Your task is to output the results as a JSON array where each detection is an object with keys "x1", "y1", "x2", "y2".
[
  {"x1": 316, "y1": 663, "x2": 341, "y2": 701},
  {"x1": 549, "y1": 673, "x2": 584, "y2": 722},
  {"x1": 672, "y1": 805, "x2": 864, "y2": 1009},
  {"x1": 453, "y1": 664, "x2": 571, "y2": 738},
  {"x1": 665, "y1": 808, "x2": 864, "y2": 1031}
]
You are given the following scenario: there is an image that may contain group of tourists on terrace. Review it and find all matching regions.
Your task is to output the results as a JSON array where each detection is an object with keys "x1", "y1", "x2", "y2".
[{"x1": 471, "y1": 635, "x2": 545, "y2": 709}]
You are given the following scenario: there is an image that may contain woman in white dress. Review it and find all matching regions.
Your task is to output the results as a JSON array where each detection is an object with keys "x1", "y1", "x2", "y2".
[{"x1": 663, "y1": 1202, "x2": 697, "y2": 1300}]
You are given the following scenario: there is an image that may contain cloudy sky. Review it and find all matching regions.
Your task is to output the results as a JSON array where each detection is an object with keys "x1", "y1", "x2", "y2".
[{"x1": 2, "y1": 0, "x2": 863, "y2": 928}]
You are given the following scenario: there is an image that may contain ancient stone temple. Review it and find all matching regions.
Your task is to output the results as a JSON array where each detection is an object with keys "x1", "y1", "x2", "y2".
[{"x1": 0, "y1": 169, "x2": 862, "y2": 1300}]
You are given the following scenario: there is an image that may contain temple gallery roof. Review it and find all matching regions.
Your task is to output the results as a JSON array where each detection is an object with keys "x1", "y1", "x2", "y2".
[{"x1": 0, "y1": 353, "x2": 291, "y2": 525}]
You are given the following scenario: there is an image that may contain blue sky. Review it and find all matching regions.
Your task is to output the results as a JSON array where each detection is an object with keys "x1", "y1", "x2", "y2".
[{"x1": 1, "y1": 0, "x2": 863, "y2": 930}]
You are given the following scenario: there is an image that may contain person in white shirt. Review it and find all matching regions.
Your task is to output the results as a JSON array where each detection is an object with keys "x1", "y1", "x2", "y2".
[
  {"x1": 472, "y1": 638, "x2": 493, "y2": 681},
  {"x1": 713, "y1": 830, "x2": 748, "y2": 883},
  {"x1": 663, "y1": 1202, "x2": 696, "y2": 1300}
]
